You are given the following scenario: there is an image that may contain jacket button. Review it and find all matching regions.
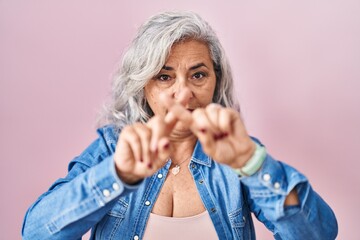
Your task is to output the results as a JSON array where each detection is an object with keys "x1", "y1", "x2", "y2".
[
  {"x1": 262, "y1": 173, "x2": 271, "y2": 182},
  {"x1": 133, "y1": 235, "x2": 139, "y2": 240},
  {"x1": 102, "y1": 189, "x2": 110, "y2": 197},
  {"x1": 112, "y1": 183, "x2": 120, "y2": 191},
  {"x1": 145, "y1": 200, "x2": 151, "y2": 206},
  {"x1": 157, "y1": 173, "x2": 163, "y2": 179}
]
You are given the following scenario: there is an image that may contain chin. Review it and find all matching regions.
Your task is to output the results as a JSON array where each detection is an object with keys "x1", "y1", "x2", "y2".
[{"x1": 173, "y1": 121, "x2": 192, "y2": 133}]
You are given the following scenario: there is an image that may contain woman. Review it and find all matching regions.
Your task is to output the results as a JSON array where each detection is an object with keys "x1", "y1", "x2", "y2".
[{"x1": 22, "y1": 11, "x2": 338, "y2": 239}]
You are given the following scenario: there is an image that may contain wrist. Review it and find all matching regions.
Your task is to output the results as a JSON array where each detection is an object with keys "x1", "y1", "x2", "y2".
[
  {"x1": 232, "y1": 142, "x2": 266, "y2": 176},
  {"x1": 114, "y1": 161, "x2": 143, "y2": 185},
  {"x1": 117, "y1": 170, "x2": 143, "y2": 185},
  {"x1": 229, "y1": 140, "x2": 256, "y2": 169}
]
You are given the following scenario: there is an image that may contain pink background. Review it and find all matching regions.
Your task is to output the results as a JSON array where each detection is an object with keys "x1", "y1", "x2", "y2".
[{"x1": 1, "y1": 1, "x2": 359, "y2": 239}]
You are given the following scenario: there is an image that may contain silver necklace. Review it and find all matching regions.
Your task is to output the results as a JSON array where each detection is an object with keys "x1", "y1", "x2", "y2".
[{"x1": 171, "y1": 157, "x2": 191, "y2": 176}]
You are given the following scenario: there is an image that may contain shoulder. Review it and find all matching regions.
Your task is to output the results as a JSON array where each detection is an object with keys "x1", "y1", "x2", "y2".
[
  {"x1": 96, "y1": 124, "x2": 120, "y2": 147},
  {"x1": 68, "y1": 125, "x2": 120, "y2": 170}
]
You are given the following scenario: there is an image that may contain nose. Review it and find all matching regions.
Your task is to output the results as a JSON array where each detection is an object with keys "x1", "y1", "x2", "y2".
[
  {"x1": 173, "y1": 78, "x2": 193, "y2": 104},
  {"x1": 174, "y1": 87, "x2": 192, "y2": 106}
]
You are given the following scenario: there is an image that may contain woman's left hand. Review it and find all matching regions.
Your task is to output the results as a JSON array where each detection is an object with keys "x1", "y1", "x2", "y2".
[
  {"x1": 162, "y1": 95, "x2": 256, "y2": 168},
  {"x1": 192, "y1": 103, "x2": 256, "y2": 168}
]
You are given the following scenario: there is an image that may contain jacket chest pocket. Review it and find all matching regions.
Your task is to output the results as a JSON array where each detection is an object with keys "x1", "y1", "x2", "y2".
[
  {"x1": 95, "y1": 198, "x2": 128, "y2": 240},
  {"x1": 228, "y1": 207, "x2": 252, "y2": 240}
]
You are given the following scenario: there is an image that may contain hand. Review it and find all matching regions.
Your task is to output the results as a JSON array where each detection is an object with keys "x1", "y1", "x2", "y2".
[
  {"x1": 114, "y1": 116, "x2": 171, "y2": 184},
  {"x1": 162, "y1": 95, "x2": 256, "y2": 168},
  {"x1": 114, "y1": 89, "x2": 192, "y2": 184}
]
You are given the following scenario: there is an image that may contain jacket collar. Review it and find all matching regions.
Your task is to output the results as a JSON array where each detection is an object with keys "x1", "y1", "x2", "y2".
[{"x1": 191, "y1": 140, "x2": 212, "y2": 167}]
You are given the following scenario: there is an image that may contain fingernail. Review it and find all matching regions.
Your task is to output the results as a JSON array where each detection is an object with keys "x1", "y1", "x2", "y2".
[
  {"x1": 163, "y1": 142, "x2": 170, "y2": 149},
  {"x1": 214, "y1": 133, "x2": 225, "y2": 140},
  {"x1": 148, "y1": 163, "x2": 152, "y2": 169},
  {"x1": 140, "y1": 158, "x2": 143, "y2": 162},
  {"x1": 214, "y1": 133, "x2": 228, "y2": 140},
  {"x1": 200, "y1": 128, "x2": 207, "y2": 134}
]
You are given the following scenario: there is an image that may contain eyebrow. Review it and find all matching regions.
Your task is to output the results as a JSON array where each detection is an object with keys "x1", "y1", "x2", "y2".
[{"x1": 162, "y1": 63, "x2": 208, "y2": 71}]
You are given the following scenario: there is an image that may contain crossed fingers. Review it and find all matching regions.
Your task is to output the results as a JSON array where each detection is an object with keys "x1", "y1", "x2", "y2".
[
  {"x1": 160, "y1": 91, "x2": 254, "y2": 165},
  {"x1": 161, "y1": 93, "x2": 235, "y2": 141}
]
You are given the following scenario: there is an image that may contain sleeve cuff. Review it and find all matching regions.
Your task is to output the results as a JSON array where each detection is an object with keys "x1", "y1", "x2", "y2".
[
  {"x1": 89, "y1": 156, "x2": 143, "y2": 206},
  {"x1": 240, "y1": 154, "x2": 308, "y2": 219}
]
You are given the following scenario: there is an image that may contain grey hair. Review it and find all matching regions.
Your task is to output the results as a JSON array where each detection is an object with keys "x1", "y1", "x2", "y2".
[{"x1": 99, "y1": 11, "x2": 238, "y2": 130}]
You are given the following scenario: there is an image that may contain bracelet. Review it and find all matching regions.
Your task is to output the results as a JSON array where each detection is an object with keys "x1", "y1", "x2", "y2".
[{"x1": 232, "y1": 143, "x2": 266, "y2": 176}]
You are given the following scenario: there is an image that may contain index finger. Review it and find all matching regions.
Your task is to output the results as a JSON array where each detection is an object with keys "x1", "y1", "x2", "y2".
[{"x1": 160, "y1": 91, "x2": 193, "y2": 129}]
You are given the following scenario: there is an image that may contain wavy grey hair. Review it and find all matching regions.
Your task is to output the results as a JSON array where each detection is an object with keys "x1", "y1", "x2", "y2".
[{"x1": 99, "y1": 11, "x2": 238, "y2": 130}]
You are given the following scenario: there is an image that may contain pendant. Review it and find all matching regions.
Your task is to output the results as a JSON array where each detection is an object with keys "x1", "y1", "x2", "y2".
[{"x1": 171, "y1": 165, "x2": 180, "y2": 175}]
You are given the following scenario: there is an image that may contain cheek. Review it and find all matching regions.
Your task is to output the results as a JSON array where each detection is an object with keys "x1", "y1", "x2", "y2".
[
  {"x1": 199, "y1": 81, "x2": 216, "y2": 104},
  {"x1": 144, "y1": 89, "x2": 166, "y2": 115},
  {"x1": 195, "y1": 90, "x2": 215, "y2": 106}
]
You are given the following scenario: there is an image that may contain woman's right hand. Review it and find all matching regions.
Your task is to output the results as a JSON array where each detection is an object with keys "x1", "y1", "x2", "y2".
[{"x1": 114, "y1": 116, "x2": 172, "y2": 184}]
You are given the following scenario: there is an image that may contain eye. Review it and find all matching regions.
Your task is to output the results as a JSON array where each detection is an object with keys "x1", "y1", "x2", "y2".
[
  {"x1": 192, "y1": 72, "x2": 206, "y2": 79},
  {"x1": 157, "y1": 74, "x2": 171, "y2": 81}
]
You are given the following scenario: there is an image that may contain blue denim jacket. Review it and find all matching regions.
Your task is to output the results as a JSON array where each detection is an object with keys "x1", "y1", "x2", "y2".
[{"x1": 22, "y1": 125, "x2": 338, "y2": 240}]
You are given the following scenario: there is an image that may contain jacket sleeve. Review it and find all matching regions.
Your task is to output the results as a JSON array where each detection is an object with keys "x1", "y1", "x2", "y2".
[
  {"x1": 21, "y1": 128, "x2": 142, "y2": 240},
  {"x1": 240, "y1": 150, "x2": 338, "y2": 240}
]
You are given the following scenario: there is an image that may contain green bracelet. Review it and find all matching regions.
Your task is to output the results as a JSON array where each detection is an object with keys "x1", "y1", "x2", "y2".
[{"x1": 232, "y1": 143, "x2": 267, "y2": 176}]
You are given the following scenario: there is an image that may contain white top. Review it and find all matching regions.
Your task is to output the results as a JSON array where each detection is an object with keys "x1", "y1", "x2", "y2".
[{"x1": 142, "y1": 210, "x2": 218, "y2": 240}]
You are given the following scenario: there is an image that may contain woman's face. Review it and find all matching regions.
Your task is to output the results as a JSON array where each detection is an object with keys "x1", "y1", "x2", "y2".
[{"x1": 144, "y1": 39, "x2": 217, "y2": 125}]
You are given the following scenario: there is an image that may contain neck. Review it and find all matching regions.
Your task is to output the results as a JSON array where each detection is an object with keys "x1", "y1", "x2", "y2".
[{"x1": 169, "y1": 132, "x2": 197, "y2": 165}]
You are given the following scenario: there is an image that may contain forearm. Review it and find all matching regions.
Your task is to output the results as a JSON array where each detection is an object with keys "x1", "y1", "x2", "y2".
[
  {"x1": 272, "y1": 184, "x2": 338, "y2": 240},
  {"x1": 22, "y1": 156, "x2": 141, "y2": 240},
  {"x1": 241, "y1": 155, "x2": 338, "y2": 239}
]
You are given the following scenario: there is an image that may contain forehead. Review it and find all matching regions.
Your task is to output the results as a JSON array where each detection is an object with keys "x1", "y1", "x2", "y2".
[{"x1": 166, "y1": 39, "x2": 213, "y2": 64}]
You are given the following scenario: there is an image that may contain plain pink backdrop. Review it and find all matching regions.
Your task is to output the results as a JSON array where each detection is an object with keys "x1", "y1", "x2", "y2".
[{"x1": 1, "y1": 1, "x2": 359, "y2": 239}]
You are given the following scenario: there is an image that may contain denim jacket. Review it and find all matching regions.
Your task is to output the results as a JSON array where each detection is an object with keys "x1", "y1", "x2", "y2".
[{"x1": 22, "y1": 125, "x2": 338, "y2": 240}]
